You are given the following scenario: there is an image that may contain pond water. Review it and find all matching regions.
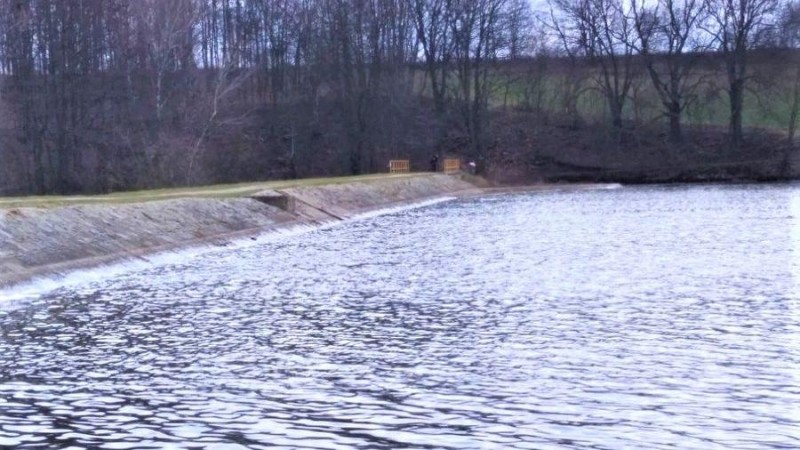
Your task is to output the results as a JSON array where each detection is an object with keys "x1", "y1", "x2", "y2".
[{"x1": 1, "y1": 184, "x2": 799, "y2": 449}]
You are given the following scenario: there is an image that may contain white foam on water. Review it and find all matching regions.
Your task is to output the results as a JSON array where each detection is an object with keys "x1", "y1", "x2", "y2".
[
  {"x1": 0, "y1": 196, "x2": 455, "y2": 304},
  {"x1": 343, "y1": 196, "x2": 455, "y2": 222}
]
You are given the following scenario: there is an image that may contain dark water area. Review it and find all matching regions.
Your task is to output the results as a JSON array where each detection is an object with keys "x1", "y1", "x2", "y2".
[{"x1": 1, "y1": 185, "x2": 799, "y2": 449}]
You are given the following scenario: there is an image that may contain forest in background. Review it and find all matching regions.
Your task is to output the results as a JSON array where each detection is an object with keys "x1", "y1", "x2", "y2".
[{"x1": 1, "y1": 0, "x2": 800, "y2": 194}]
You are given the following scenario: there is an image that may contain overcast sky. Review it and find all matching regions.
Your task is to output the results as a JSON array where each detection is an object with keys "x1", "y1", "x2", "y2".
[{"x1": 529, "y1": 0, "x2": 549, "y2": 15}]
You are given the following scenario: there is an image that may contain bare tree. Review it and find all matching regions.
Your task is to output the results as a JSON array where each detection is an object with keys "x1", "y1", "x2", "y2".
[
  {"x1": 633, "y1": 0, "x2": 709, "y2": 143},
  {"x1": 496, "y1": 0, "x2": 537, "y2": 109},
  {"x1": 775, "y1": 0, "x2": 800, "y2": 141},
  {"x1": 133, "y1": 0, "x2": 198, "y2": 126},
  {"x1": 546, "y1": 7, "x2": 590, "y2": 127},
  {"x1": 186, "y1": 58, "x2": 254, "y2": 185},
  {"x1": 450, "y1": 0, "x2": 508, "y2": 168},
  {"x1": 704, "y1": 0, "x2": 778, "y2": 149},
  {"x1": 414, "y1": 0, "x2": 455, "y2": 120},
  {"x1": 552, "y1": 0, "x2": 639, "y2": 131},
  {"x1": 503, "y1": 0, "x2": 536, "y2": 59}
]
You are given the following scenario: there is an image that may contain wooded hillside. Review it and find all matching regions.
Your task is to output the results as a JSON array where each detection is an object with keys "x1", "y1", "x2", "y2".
[{"x1": 0, "y1": 0, "x2": 798, "y2": 194}]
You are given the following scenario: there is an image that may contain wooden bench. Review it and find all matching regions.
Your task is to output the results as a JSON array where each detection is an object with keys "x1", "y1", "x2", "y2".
[
  {"x1": 443, "y1": 158, "x2": 461, "y2": 173},
  {"x1": 389, "y1": 160, "x2": 410, "y2": 173}
]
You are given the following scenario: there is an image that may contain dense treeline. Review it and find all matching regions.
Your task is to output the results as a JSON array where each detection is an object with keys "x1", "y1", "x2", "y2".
[{"x1": 0, "y1": 0, "x2": 799, "y2": 194}]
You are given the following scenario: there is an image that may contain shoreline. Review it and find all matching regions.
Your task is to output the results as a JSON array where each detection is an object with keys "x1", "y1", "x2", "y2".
[{"x1": 0, "y1": 174, "x2": 617, "y2": 292}]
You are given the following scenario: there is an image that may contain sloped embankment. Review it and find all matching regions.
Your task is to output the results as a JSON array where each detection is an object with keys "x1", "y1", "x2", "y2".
[{"x1": 0, "y1": 174, "x2": 478, "y2": 288}]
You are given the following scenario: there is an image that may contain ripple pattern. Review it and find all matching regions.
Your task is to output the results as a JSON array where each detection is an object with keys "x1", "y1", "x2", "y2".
[{"x1": 1, "y1": 184, "x2": 799, "y2": 449}]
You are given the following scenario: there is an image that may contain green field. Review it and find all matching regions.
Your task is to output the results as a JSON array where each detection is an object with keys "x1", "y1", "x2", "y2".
[{"x1": 484, "y1": 60, "x2": 799, "y2": 132}]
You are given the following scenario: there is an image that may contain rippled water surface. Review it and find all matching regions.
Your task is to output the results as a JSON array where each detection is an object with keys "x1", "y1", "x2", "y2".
[{"x1": 2, "y1": 185, "x2": 800, "y2": 449}]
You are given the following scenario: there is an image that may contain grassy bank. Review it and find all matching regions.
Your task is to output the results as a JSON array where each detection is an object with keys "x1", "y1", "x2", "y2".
[
  {"x1": 491, "y1": 51, "x2": 800, "y2": 133},
  {"x1": 0, "y1": 173, "x2": 429, "y2": 209}
]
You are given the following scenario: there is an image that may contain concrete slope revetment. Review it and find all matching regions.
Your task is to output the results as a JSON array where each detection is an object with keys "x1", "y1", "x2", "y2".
[{"x1": 0, "y1": 174, "x2": 479, "y2": 288}]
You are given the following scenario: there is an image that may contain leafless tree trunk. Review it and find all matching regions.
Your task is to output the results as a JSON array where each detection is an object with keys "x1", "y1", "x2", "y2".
[
  {"x1": 551, "y1": 0, "x2": 639, "y2": 132},
  {"x1": 775, "y1": 0, "x2": 800, "y2": 141},
  {"x1": 633, "y1": 0, "x2": 709, "y2": 143},
  {"x1": 450, "y1": 0, "x2": 509, "y2": 168},
  {"x1": 133, "y1": 0, "x2": 198, "y2": 127},
  {"x1": 186, "y1": 58, "x2": 253, "y2": 184},
  {"x1": 704, "y1": 0, "x2": 778, "y2": 149}
]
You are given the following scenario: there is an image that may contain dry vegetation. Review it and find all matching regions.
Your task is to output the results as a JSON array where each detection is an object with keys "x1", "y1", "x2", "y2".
[{"x1": 0, "y1": 0, "x2": 798, "y2": 195}]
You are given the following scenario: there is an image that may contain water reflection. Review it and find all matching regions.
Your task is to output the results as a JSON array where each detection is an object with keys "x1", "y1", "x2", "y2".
[{"x1": 1, "y1": 184, "x2": 799, "y2": 449}]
